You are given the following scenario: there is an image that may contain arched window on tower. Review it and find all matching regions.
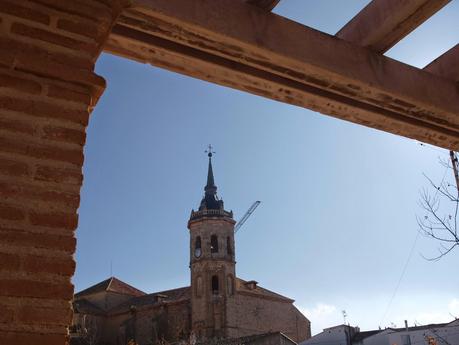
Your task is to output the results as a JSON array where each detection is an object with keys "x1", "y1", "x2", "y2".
[
  {"x1": 194, "y1": 236, "x2": 202, "y2": 258},
  {"x1": 210, "y1": 235, "x2": 218, "y2": 253},
  {"x1": 211, "y1": 275, "x2": 219, "y2": 295},
  {"x1": 227, "y1": 236, "x2": 232, "y2": 255}
]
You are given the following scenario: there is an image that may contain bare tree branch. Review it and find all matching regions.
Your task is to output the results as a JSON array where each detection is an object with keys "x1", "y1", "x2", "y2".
[{"x1": 418, "y1": 151, "x2": 459, "y2": 260}]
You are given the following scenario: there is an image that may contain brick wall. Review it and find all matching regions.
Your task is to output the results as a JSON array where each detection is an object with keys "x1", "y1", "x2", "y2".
[
  {"x1": 227, "y1": 294, "x2": 311, "y2": 343},
  {"x1": 0, "y1": 1, "x2": 124, "y2": 344}
]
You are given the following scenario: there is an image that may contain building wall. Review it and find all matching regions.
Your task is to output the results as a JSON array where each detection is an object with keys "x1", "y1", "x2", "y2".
[
  {"x1": 189, "y1": 217, "x2": 236, "y2": 339},
  {"x1": 300, "y1": 325, "x2": 353, "y2": 345},
  {"x1": 101, "y1": 301, "x2": 191, "y2": 345},
  {"x1": 227, "y1": 293, "x2": 310, "y2": 343},
  {"x1": 384, "y1": 323, "x2": 459, "y2": 345}
]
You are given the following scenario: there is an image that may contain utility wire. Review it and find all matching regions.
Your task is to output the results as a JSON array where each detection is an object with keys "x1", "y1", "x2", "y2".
[
  {"x1": 380, "y1": 162, "x2": 450, "y2": 327},
  {"x1": 379, "y1": 230, "x2": 420, "y2": 327}
]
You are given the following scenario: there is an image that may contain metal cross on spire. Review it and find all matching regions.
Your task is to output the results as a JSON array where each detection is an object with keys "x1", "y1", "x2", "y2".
[{"x1": 205, "y1": 144, "x2": 215, "y2": 158}]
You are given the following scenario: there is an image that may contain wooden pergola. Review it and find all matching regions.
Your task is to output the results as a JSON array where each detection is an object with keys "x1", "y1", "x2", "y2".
[
  {"x1": 106, "y1": 0, "x2": 459, "y2": 149},
  {"x1": 0, "y1": 1, "x2": 457, "y2": 344}
]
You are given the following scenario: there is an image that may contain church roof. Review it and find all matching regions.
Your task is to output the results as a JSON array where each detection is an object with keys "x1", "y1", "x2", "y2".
[
  {"x1": 73, "y1": 298, "x2": 105, "y2": 315},
  {"x1": 236, "y1": 278, "x2": 294, "y2": 303},
  {"x1": 108, "y1": 286, "x2": 190, "y2": 314},
  {"x1": 74, "y1": 277, "x2": 146, "y2": 298}
]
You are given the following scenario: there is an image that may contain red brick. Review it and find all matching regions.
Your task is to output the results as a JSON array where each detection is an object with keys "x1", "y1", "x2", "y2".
[
  {"x1": 0, "y1": 95, "x2": 89, "y2": 126},
  {"x1": 34, "y1": 0, "x2": 113, "y2": 22},
  {"x1": 0, "y1": 204, "x2": 25, "y2": 221},
  {"x1": 0, "y1": 72, "x2": 42, "y2": 94},
  {"x1": 17, "y1": 305, "x2": 72, "y2": 325},
  {"x1": 42, "y1": 126, "x2": 86, "y2": 146},
  {"x1": 0, "y1": 331, "x2": 68, "y2": 345},
  {"x1": 0, "y1": 229, "x2": 76, "y2": 252},
  {"x1": 0, "y1": 253, "x2": 20, "y2": 271},
  {"x1": 0, "y1": 36, "x2": 93, "y2": 71},
  {"x1": 23, "y1": 255, "x2": 75, "y2": 276},
  {"x1": 0, "y1": 117, "x2": 35, "y2": 135},
  {"x1": 0, "y1": 136, "x2": 84, "y2": 166},
  {"x1": 0, "y1": 252, "x2": 75, "y2": 276},
  {"x1": 47, "y1": 84, "x2": 91, "y2": 104},
  {"x1": 0, "y1": 279, "x2": 74, "y2": 299},
  {"x1": 0, "y1": 1, "x2": 50, "y2": 25},
  {"x1": 34, "y1": 165, "x2": 83, "y2": 185},
  {"x1": 57, "y1": 18, "x2": 102, "y2": 40},
  {"x1": 0, "y1": 158, "x2": 29, "y2": 177},
  {"x1": 29, "y1": 211, "x2": 78, "y2": 230},
  {"x1": 0, "y1": 182, "x2": 80, "y2": 209},
  {"x1": 11, "y1": 22, "x2": 98, "y2": 55},
  {"x1": 0, "y1": 305, "x2": 14, "y2": 323}
]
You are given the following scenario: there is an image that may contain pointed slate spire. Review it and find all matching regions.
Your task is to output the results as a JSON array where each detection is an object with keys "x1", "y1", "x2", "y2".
[
  {"x1": 199, "y1": 145, "x2": 223, "y2": 210},
  {"x1": 205, "y1": 148, "x2": 217, "y2": 195}
]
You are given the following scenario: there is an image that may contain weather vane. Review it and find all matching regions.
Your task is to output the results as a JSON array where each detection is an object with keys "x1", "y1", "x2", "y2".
[{"x1": 205, "y1": 144, "x2": 215, "y2": 158}]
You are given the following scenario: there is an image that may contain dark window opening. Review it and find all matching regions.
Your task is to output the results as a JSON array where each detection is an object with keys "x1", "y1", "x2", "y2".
[
  {"x1": 211, "y1": 275, "x2": 219, "y2": 294},
  {"x1": 194, "y1": 236, "x2": 202, "y2": 258},
  {"x1": 210, "y1": 235, "x2": 218, "y2": 253},
  {"x1": 227, "y1": 236, "x2": 232, "y2": 255}
]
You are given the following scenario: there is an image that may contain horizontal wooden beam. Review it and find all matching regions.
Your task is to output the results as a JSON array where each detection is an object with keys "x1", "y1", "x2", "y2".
[
  {"x1": 104, "y1": 0, "x2": 459, "y2": 150},
  {"x1": 245, "y1": 0, "x2": 280, "y2": 11},
  {"x1": 336, "y1": 0, "x2": 450, "y2": 53},
  {"x1": 424, "y1": 44, "x2": 459, "y2": 82}
]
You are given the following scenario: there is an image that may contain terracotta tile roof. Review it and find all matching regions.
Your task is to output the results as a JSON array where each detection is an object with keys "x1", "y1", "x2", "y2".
[
  {"x1": 108, "y1": 286, "x2": 190, "y2": 314},
  {"x1": 236, "y1": 278, "x2": 294, "y2": 303},
  {"x1": 74, "y1": 277, "x2": 146, "y2": 298}
]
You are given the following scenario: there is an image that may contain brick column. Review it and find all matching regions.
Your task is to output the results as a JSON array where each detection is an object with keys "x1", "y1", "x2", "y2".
[{"x1": 0, "y1": 1, "x2": 124, "y2": 344}]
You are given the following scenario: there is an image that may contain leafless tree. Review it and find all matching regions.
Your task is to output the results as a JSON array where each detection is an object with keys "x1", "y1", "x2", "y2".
[{"x1": 417, "y1": 151, "x2": 459, "y2": 260}]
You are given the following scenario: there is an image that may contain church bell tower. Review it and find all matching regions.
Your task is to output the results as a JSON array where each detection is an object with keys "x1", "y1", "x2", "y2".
[{"x1": 188, "y1": 146, "x2": 236, "y2": 340}]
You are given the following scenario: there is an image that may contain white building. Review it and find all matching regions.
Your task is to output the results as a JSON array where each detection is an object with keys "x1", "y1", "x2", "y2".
[{"x1": 300, "y1": 319, "x2": 459, "y2": 345}]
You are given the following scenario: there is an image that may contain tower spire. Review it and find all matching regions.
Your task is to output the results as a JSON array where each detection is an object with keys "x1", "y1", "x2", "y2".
[
  {"x1": 205, "y1": 144, "x2": 216, "y2": 194},
  {"x1": 198, "y1": 145, "x2": 223, "y2": 211}
]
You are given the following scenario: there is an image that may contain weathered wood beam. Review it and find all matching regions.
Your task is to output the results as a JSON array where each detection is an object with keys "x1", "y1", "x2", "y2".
[
  {"x1": 105, "y1": 0, "x2": 459, "y2": 150},
  {"x1": 245, "y1": 0, "x2": 280, "y2": 11},
  {"x1": 424, "y1": 44, "x2": 459, "y2": 82},
  {"x1": 336, "y1": 0, "x2": 450, "y2": 53}
]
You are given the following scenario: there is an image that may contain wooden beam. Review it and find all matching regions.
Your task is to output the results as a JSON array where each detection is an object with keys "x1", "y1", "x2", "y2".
[
  {"x1": 424, "y1": 44, "x2": 459, "y2": 82},
  {"x1": 336, "y1": 0, "x2": 450, "y2": 53},
  {"x1": 245, "y1": 0, "x2": 280, "y2": 11},
  {"x1": 104, "y1": 0, "x2": 459, "y2": 150}
]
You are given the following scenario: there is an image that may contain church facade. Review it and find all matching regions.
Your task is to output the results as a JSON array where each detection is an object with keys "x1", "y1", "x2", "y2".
[{"x1": 71, "y1": 152, "x2": 311, "y2": 345}]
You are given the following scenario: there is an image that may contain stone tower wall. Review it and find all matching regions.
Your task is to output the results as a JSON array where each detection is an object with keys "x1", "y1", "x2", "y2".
[{"x1": 188, "y1": 216, "x2": 236, "y2": 339}]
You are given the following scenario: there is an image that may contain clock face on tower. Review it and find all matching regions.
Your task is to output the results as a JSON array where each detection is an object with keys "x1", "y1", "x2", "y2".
[{"x1": 195, "y1": 247, "x2": 202, "y2": 258}]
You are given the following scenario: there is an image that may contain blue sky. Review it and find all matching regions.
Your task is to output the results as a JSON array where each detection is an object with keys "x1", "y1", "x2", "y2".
[{"x1": 74, "y1": 0, "x2": 459, "y2": 335}]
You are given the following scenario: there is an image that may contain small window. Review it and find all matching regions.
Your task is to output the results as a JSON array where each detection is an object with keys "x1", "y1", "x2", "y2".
[
  {"x1": 210, "y1": 235, "x2": 218, "y2": 253},
  {"x1": 211, "y1": 275, "x2": 219, "y2": 294},
  {"x1": 227, "y1": 236, "x2": 232, "y2": 255},
  {"x1": 194, "y1": 236, "x2": 202, "y2": 258}
]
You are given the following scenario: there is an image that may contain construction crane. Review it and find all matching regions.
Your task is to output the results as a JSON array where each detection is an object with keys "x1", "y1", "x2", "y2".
[{"x1": 234, "y1": 201, "x2": 261, "y2": 233}]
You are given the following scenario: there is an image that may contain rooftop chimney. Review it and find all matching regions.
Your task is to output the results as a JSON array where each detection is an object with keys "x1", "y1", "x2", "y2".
[{"x1": 404, "y1": 320, "x2": 408, "y2": 331}]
